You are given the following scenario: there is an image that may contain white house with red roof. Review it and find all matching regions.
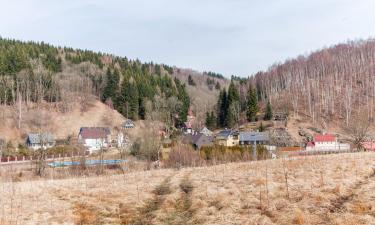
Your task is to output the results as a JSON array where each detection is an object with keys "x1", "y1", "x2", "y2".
[
  {"x1": 78, "y1": 127, "x2": 111, "y2": 153},
  {"x1": 306, "y1": 133, "x2": 350, "y2": 151}
]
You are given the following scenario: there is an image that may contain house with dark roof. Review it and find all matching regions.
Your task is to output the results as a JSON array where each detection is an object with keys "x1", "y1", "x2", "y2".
[
  {"x1": 239, "y1": 131, "x2": 269, "y2": 146},
  {"x1": 183, "y1": 133, "x2": 214, "y2": 150},
  {"x1": 78, "y1": 127, "x2": 111, "y2": 152},
  {"x1": 215, "y1": 129, "x2": 239, "y2": 147},
  {"x1": 122, "y1": 119, "x2": 135, "y2": 129},
  {"x1": 26, "y1": 133, "x2": 55, "y2": 150},
  {"x1": 192, "y1": 133, "x2": 214, "y2": 150}
]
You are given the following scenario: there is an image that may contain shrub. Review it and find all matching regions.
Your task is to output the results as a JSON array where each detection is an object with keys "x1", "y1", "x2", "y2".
[{"x1": 164, "y1": 144, "x2": 201, "y2": 168}]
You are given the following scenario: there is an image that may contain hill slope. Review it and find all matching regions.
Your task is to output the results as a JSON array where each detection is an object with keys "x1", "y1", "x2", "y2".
[
  {"x1": 251, "y1": 39, "x2": 375, "y2": 135},
  {"x1": 0, "y1": 38, "x2": 228, "y2": 141}
]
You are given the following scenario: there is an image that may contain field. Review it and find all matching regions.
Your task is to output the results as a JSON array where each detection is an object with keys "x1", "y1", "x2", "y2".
[{"x1": 1, "y1": 152, "x2": 375, "y2": 225}]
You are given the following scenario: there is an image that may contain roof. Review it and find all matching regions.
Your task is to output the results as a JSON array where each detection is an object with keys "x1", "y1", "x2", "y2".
[
  {"x1": 239, "y1": 132, "x2": 269, "y2": 142},
  {"x1": 314, "y1": 134, "x2": 335, "y2": 142},
  {"x1": 123, "y1": 119, "x2": 135, "y2": 127},
  {"x1": 279, "y1": 146, "x2": 304, "y2": 151},
  {"x1": 27, "y1": 133, "x2": 55, "y2": 144},
  {"x1": 217, "y1": 130, "x2": 234, "y2": 139},
  {"x1": 191, "y1": 133, "x2": 214, "y2": 149},
  {"x1": 306, "y1": 142, "x2": 315, "y2": 147},
  {"x1": 200, "y1": 127, "x2": 213, "y2": 135},
  {"x1": 79, "y1": 127, "x2": 110, "y2": 139}
]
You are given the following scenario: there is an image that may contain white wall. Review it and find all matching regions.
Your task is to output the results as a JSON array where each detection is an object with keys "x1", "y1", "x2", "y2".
[
  {"x1": 308, "y1": 142, "x2": 350, "y2": 151},
  {"x1": 28, "y1": 142, "x2": 55, "y2": 151},
  {"x1": 84, "y1": 138, "x2": 108, "y2": 153}
]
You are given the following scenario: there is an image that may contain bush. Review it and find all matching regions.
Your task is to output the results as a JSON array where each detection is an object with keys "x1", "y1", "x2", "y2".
[
  {"x1": 130, "y1": 135, "x2": 160, "y2": 161},
  {"x1": 164, "y1": 144, "x2": 201, "y2": 168},
  {"x1": 200, "y1": 145, "x2": 253, "y2": 162}
]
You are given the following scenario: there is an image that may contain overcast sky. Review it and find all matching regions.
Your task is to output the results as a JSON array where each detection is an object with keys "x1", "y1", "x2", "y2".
[{"x1": 1, "y1": 0, "x2": 375, "y2": 77}]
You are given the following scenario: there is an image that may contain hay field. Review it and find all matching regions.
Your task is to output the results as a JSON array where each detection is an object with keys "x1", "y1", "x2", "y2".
[{"x1": 1, "y1": 152, "x2": 375, "y2": 225}]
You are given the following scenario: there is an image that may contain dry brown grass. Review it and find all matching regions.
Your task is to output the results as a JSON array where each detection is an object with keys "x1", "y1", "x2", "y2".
[{"x1": 1, "y1": 152, "x2": 375, "y2": 224}]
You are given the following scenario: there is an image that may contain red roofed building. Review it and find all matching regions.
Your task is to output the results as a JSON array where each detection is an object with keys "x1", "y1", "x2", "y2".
[
  {"x1": 78, "y1": 127, "x2": 111, "y2": 153},
  {"x1": 361, "y1": 141, "x2": 375, "y2": 151},
  {"x1": 306, "y1": 133, "x2": 350, "y2": 151},
  {"x1": 314, "y1": 134, "x2": 336, "y2": 142}
]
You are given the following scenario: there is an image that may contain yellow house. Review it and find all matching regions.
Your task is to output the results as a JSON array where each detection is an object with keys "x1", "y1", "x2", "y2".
[{"x1": 215, "y1": 130, "x2": 239, "y2": 147}]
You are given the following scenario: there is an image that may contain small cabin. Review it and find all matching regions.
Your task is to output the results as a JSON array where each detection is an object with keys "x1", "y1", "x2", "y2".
[
  {"x1": 122, "y1": 120, "x2": 135, "y2": 129},
  {"x1": 26, "y1": 133, "x2": 55, "y2": 150}
]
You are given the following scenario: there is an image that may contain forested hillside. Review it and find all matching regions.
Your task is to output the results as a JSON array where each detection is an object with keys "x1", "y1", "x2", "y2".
[
  {"x1": 250, "y1": 39, "x2": 375, "y2": 129},
  {"x1": 0, "y1": 38, "x2": 226, "y2": 139}
]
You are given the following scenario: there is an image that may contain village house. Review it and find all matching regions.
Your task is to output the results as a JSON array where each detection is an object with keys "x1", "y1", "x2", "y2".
[
  {"x1": 122, "y1": 119, "x2": 135, "y2": 129},
  {"x1": 239, "y1": 131, "x2": 269, "y2": 146},
  {"x1": 215, "y1": 130, "x2": 239, "y2": 147},
  {"x1": 184, "y1": 133, "x2": 214, "y2": 150},
  {"x1": 78, "y1": 127, "x2": 111, "y2": 153},
  {"x1": 200, "y1": 127, "x2": 213, "y2": 136},
  {"x1": 183, "y1": 133, "x2": 213, "y2": 150},
  {"x1": 361, "y1": 141, "x2": 375, "y2": 151},
  {"x1": 26, "y1": 133, "x2": 55, "y2": 150},
  {"x1": 306, "y1": 133, "x2": 350, "y2": 151}
]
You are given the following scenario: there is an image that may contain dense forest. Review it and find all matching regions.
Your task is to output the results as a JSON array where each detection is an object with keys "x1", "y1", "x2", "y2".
[
  {"x1": 205, "y1": 79, "x2": 272, "y2": 130},
  {"x1": 0, "y1": 38, "x2": 190, "y2": 127}
]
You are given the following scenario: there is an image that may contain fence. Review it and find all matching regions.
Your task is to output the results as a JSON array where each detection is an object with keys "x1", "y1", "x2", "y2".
[
  {"x1": 0, "y1": 151, "x2": 90, "y2": 164},
  {"x1": 284, "y1": 149, "x2": 355, "y2": 157}
]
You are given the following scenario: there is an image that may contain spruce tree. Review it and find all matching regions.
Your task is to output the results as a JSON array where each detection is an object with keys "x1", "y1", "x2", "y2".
[
  {"x1": 102, "y1": 68, "x2": 119, "y2": 103},
  {"x1": 118, "y1": 77, "x2": 139, "y2": 120},
  {"x1": 226, "y1": 81, "x2": 240, "y2": 128},
  {"x1": 217, "y1": 89, "x2": 228, "y2": 127},
  {"x1": 264, "y1": 100, "x2": 273, "y2": 120},
  {"x1": 246, "y1": 84, "x2": 259, "y2": 122}
]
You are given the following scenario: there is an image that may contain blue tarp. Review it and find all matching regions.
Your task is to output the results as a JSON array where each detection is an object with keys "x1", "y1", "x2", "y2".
[{"x1": 48, "y1": 159, "x2": 126, "y2": 167}]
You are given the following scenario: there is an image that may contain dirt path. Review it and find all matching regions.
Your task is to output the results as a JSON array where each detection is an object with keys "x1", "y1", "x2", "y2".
[
  {"x1": 121, "y1": 176, "x2": 174, "y2": 225},
  {"x1": 160, "y1": 174, "x2": 201, "y2": 225},
  {"x1": 322, "y1": 167, "x2": 375, "y2": 224}
]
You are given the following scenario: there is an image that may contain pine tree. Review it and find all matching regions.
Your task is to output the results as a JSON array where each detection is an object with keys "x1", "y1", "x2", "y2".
[
  {"x1": 264, "y1": 100, "x2": 273, "y2": 120},
  {"x1": 102, "y1": 68, "x2": 119, "y2": 103},
  {"x1": 246, "y1": 84, "x2": 259, "y2": 122},
  {"x1": 118, "y1": 77, "x2": 139, "y2": 120},
  {"x1": 217, "y1": 89, "x2": 227, "y2": 127},
  {"x1": 226, "y1": 81, "x2": 240, "y2": 128},
  {"x1": 175, "y1": 78, "x2": 190, "y2": 125}
]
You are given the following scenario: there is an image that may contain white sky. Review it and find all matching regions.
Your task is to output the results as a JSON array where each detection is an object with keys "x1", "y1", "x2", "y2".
[{"x1": 1, "y1": 0, "x2": 375, "y2": 77}]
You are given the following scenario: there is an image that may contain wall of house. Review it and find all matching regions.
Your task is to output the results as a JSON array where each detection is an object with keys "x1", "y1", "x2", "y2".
[
  {"x1": 27, "y1": 142, "x2": 55, "y2": 151},
  {"x1": 310, "y1": 142, "x2": 350, "y2": 151},
  {"x1": 83, "y1": 138, "x2": 108, "y2": 153}
]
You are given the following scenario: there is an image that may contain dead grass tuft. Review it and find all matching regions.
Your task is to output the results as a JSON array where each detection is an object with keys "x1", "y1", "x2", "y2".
[
  {"x1": 293, "y1": 208, "x2": 306, "y2": 225},
  {"x1": 73, "y1": 202, "x2": 99, "y2": 225}
]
